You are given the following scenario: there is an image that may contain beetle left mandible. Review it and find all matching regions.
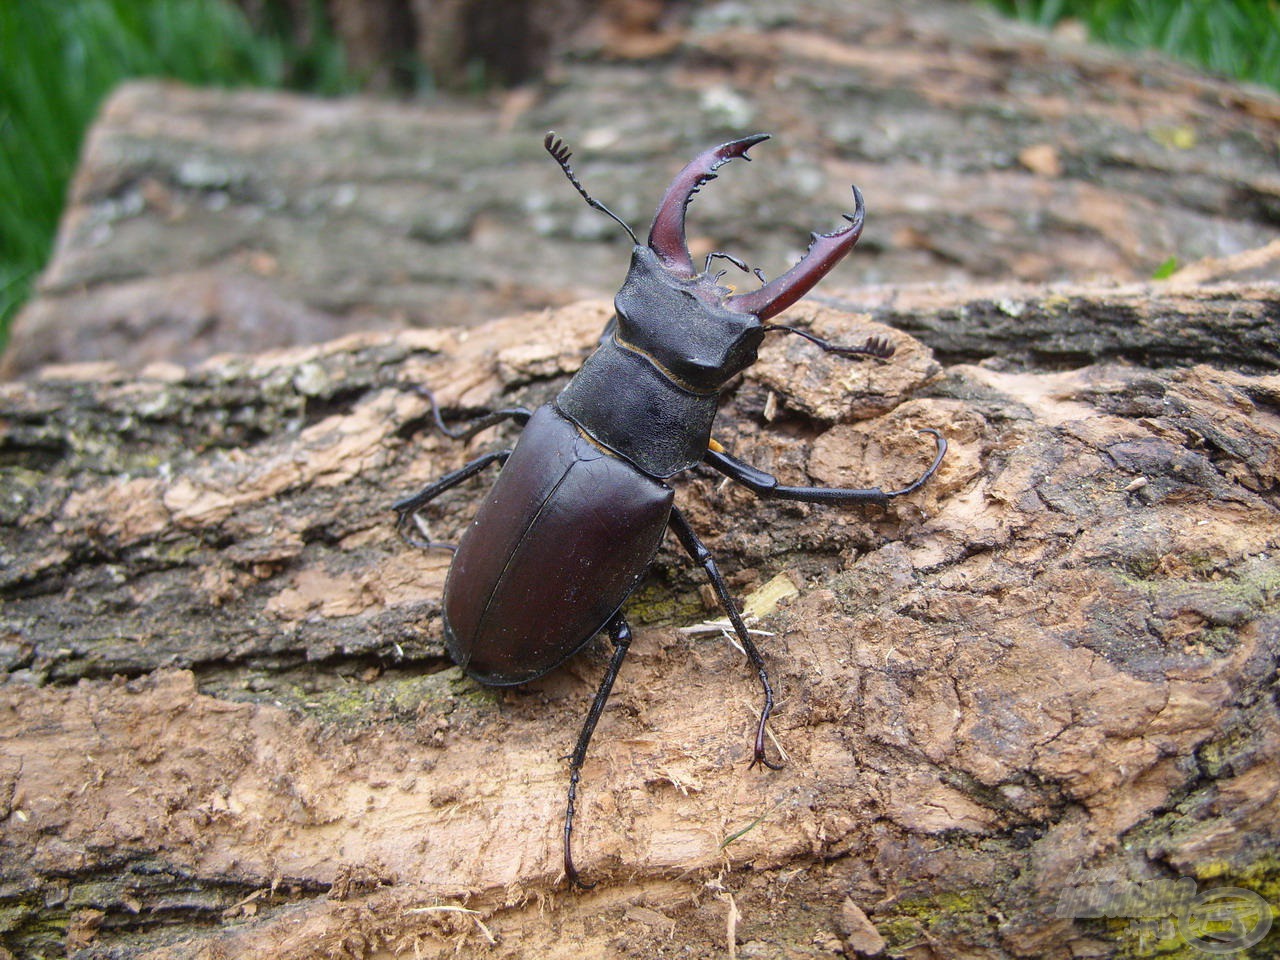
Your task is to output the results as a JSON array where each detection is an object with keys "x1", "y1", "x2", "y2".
[{"x1": 393, "y1": 132, "x2": 946, "y2": 887}]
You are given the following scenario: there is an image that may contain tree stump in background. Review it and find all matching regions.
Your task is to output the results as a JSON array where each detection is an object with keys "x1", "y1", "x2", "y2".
[{"x1": 5, "y1": 0, "x2": 1277, "y2": 376}]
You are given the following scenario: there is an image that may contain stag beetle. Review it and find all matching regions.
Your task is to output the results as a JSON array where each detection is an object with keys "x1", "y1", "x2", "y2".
[{"x1": 394, "y1": 133, "x2": 946, "y2": 886}]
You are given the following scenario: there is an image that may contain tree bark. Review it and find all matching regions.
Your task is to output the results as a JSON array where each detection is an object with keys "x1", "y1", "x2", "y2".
[
  {"x1": 5, "y1": 0, "x2": 1279, "y2": 376},
  {"x1": 2, "y1": 279, "x2": 1278, "y2": 958}
]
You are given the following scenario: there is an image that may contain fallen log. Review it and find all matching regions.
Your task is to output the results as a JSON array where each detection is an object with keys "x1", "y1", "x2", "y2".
[{"x1": 1, "y1": 276, "x2": 1277, "y2": 958}]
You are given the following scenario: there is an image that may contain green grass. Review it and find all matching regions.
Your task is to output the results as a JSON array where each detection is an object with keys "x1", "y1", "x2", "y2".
[
  {"x1": 0, "y1": 0, "x2": 353, "y2": 352},
  {"x1": 985, "y1": 0, "x2": 1280, "y2": 91}
]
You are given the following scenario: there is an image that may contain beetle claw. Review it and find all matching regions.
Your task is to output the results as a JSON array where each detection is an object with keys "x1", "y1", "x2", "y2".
[{"x1": 563, "y1": 865, "x2": 596, "y2": 896}]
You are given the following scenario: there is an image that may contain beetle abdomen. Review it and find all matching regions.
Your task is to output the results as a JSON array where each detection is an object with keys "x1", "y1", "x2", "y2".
[{"x1": 443, "y1": 405, "x2": 674, "y2": 685}]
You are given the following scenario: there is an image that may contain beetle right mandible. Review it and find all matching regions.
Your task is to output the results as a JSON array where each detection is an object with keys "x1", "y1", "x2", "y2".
[{"x1": 394, "y1": 132, "x2": 946, "y2": 886}]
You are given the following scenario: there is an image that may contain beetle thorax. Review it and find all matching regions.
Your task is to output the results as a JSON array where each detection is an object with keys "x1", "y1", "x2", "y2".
[{"x1": 614, "y1": 246, "x2": 764, "y2": 393}]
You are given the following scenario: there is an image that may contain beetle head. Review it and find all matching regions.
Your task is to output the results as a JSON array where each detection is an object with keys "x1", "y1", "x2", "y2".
[
  {"x1": 623, "y1": 135, "x2": 867, "y2": 389},
  {"x1": 545, "y1": 132, "x2": 870, "y2": 389},
  {"x1": 614, "y1": 245, "x2": 765, "y2": 391}
]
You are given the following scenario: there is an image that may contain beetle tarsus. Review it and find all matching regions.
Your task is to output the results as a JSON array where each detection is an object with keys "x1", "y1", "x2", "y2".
[
  {"x1": 768, "y1": 325, "x2": 896, "y2": 360},
  {"x1": 392, "y1": 449, "x2": 513, "y2": 548},
  {"x1": 891, "y1": 430, "x2": 948, "y2": 496}
]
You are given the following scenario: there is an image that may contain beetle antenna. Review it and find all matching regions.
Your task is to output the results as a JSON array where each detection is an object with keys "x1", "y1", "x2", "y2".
[
  {"x1": 545, "y1": 132, "x2": 639, "y2": 245},
  {"x1": 768, "y1": 325, "x2": 896, "y2": 359},
  {"x1": 703, "y1": 252, "x2": 769, "y2": 286}
]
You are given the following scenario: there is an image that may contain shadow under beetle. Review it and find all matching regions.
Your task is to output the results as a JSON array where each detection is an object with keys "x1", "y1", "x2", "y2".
[{"x1": 394, "y1": 132, "x2": 946, "y2": 886}]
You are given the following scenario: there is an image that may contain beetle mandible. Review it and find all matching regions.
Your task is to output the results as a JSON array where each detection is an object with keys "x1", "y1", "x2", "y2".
[{"x1": 394, "y1": 132, "x2": 946, "y2": 886}]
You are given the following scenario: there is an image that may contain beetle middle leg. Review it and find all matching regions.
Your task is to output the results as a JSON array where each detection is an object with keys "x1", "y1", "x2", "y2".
[
  {"x1": 392, "y1": 391, "x2": 533, "y2": 548},
  {"x1": 564, "y1": 610, "x2": 633, "y2": 888},
  {"x1": 704, "y1": 429, "x2": 947, "y2": 505},
  {"x1": 668, "y1": 506, "x2": 783, "y2": 771}
]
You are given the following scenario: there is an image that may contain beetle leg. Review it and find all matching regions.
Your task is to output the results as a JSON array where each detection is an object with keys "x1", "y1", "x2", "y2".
[
  {"x1": 433, "y1": 406, "x2": 532, "y2": 442},
  {"x1": 766, "y1": 325, "x2": 895, "y2": 360},
  {"x1": 392, "y1": 450, "x2": 513, "y2": 549},
  {"x1": 409, "y1": 386, "x2": 532, "y2": 442},
  {"x1": 564, "y1": 611, "x2": 633, "y2": 889},
  {"x1": 703, "y1": 250, "x2": 752, "y2": 276},
  {"x1": 392, "y1": 391, "x2": 535, "y2": 547},
  {"x1": 667, "y1": 507, "x2": 783, "y2": 772},
  {"x1": 705, "y1": 429, "x2": 946, "y2": 503}
]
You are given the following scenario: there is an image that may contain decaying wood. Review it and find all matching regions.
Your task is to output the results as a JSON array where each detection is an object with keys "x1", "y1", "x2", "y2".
[
  {"x1": 831, "y1": 251, "x2": 1280, "y2": 375},
  {"x1": 2, "y1": 276, "x2": 1278, "y2": 957}
]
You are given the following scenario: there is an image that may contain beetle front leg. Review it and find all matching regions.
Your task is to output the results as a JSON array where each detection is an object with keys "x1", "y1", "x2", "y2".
[
  {"x1": 705, "y1": 429, "x2": 946, "y2": 504},
  {"x1": 564, "y1": 611, "x2": 633, "y2": 889},
  {"x1": 668, "y1": 507, "x2": 782, "y2": 772}
]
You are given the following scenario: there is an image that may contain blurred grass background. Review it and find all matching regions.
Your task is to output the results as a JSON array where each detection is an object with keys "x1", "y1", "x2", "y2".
[
  {"x1": 0, "y1": 0, "x2": 1276, "y2": 352},
  {"x1": 988, "y1": 0, "x2": 1278, "y2": 89},
  {"x1": 0, "y1": 0, "x2": 353, "y2": 351}
]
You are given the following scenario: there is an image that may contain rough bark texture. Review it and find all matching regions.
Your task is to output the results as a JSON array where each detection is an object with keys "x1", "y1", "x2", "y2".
[
  {"x1": 2, "y1": 1, "x2": 1280, "y2": 959},
  {"x1": 3, "y1": 283, "x2": 1279, "y2": 958}
]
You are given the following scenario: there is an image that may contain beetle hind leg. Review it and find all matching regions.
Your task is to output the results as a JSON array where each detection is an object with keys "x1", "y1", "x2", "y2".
[
  {"x1": 668, "y1": 507, "x2": 783, "y2": 772},
  {"x1": 564, "y1": 611, "x2": 633, "y2": 889}
]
